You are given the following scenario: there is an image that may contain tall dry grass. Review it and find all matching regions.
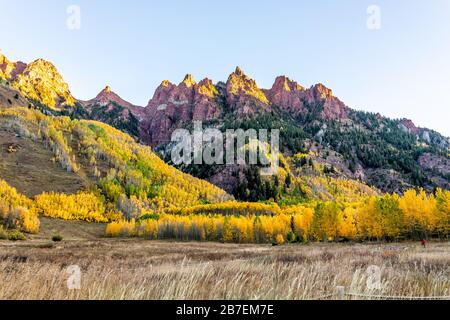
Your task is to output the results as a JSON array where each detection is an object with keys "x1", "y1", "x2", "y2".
[{"x1": 0, "y1": 240, "x2": 449, "y2": 300}]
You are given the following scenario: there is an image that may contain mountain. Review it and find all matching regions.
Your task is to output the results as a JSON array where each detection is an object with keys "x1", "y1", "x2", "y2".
[
  {"x1": 0, "y1": 92, "x2": 231, "y2": 218},
  {"x1": 137, "y1": 67, "x2": 449, "y2": 198},
  {"x1": 1, "y1": 51, "x2": 448, "y2": 202},
  {"x1": 1, "y1": 52, "x2": 75, "y2": 109},
  {"x1": 77, "y1": 86, "x2": 144, "y2": 138}
]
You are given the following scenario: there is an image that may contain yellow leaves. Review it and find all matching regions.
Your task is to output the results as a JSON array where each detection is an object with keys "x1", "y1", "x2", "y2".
[
  {"x1": 0, "y1": 179, "x2": 39, "y2": 233},
  {"x1": 170, "y1": 202, "x2": 282, "y2": 217},
  {"x1": 105, "y1": 187, "x2": 450, "y2": 243},
  {"x1": 106, "y1": 213, "x2": 293, "y2": 244},
  {"x1": 275, "y1": 234, "x2": 285, "y2": 245},
  {"x1": 338, "y1": 206, "x2": 357, "y2": 239},
  {"x1": 34, "y1": 192, "x2": 108, "y2": 223},
  {"x1": 399, "y1": 189, "x2": 438, "y2": 233},
  {"x1": 17, "y1": 207, "x2": 40, "y2": 233},
  {"x1": 292, "y1": 207, "x2": 314, "y2": 241},
  {"x1": 356, "y1": 197, "x2": 385, "y2": 239},
  {"x1": 435, "y1": 188, "x2": 450, "y2": 234},
  {"x1": 105, "y1": 219, "x2": 136, "y2": 237}
]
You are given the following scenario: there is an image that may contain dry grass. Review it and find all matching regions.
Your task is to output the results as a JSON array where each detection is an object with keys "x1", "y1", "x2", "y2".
[
  {"x1": 0, "y1": 131, "x2": 87, "y2": 197},
  {"x1": 0, "y1": 232, "x2": 449, "y2": 300}
]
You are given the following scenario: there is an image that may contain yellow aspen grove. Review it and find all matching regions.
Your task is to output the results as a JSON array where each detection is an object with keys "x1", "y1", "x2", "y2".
[
  {"x1": 338, "y1": 206, "x2": 357, "y2": 239},
  {"x1": 435, "y1": 189, "x2": 450, "y2": 236},
  {"x1": 399, "y1": 189, "x2": 439, "y2": 237},
  {"x1": 292, "y1": 207, "x2": 314, "y2": 242},
  {"x1": 34, "y1": 192, "x2": 108, "y2": 223},
  {"x1": 357, "y1": 198, "x2": 385, "y2": 240},
  {"x1": 104, "y1": 188, "x2": 449, "y2": 243},
  {"x1": 0, "y1": 179, "x2": 40, "y2": 233}
]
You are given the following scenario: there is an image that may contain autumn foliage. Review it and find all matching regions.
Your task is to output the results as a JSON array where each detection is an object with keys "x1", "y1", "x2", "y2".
[
  {"x1": 106, "y1": 188, "x2": 450, "y2": 243},
  {"x1": 0, "y1": 107, "x2": 448, "y2": 243},
  {"x1": 0, "y1": 180, "x2": 39, "y2": 233},
  {"x1": 34, "y1": 192, "x2": 108, "y2": 223}
]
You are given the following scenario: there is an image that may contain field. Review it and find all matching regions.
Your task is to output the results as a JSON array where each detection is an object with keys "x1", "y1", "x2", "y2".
[{"x1": 0, "y1": 218, "x2": 449, "y2": 300}]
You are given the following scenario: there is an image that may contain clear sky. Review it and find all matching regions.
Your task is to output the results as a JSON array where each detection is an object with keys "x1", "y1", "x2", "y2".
[{"x1": 1, "y1": 0, "x2": 449, "y2": 135}]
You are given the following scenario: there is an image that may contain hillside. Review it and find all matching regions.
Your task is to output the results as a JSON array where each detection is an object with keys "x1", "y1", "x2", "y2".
[
  {"x1": 0, "y1": 100, "x2": 231, "y2": 223},
  {"x1": 0, "y1": 77, "x2": 448, "y2": 245}
]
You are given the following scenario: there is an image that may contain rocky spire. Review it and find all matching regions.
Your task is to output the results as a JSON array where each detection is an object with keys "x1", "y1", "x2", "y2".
[
  {"x1": 226, "y1": 66, "x2": 269, "y2": 114},
  {"x1": 181, "y1": 74, "x2": 196, "y2": 87}
]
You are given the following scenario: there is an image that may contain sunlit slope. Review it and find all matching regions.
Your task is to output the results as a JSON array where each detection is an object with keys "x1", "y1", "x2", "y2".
[{"x1": 0, "y1": 106, "x2": 232, "y2": 212}]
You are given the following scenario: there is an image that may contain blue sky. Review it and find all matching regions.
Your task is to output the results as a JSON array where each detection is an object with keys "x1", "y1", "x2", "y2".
[{"x1": 1, "y1": 0, "x2": 449, "y2": 135}]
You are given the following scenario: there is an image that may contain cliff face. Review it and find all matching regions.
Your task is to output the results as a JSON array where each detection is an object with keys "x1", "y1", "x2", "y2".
[
  {"x1": 140, "y1": 67, "x2": 352, "y2": 146},
  {"x1": 266, "y1": 76, "x2": 349, "y2": 120},
  {"x1": 141, "y1": 75, "x2": 222, "y2": 145},
  {"x1": 225, "y1": 67, "x2": 270, "y2": 116},
  {"x1": 0, "y1": 53, "x2": 26, "y2": 81}
]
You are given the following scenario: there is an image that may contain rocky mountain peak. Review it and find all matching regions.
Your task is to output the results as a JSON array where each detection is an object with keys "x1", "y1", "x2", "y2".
[
  {"x1": 0, "y1": 52, "x2": 13, "y2": 80},
  {"x1": 311, "y1": 83, "x2": 334, "y2": 100},
  {"x1": 181, "y1": 74, "x2": 196, "y2": 88},
  {"x1": 11, "y1": 58, "x2": 75, "y2": 109},
  {"x1": 87, "y1": 85, "x2": 137, "y2": 110},
  {"x1": 271, "y1": 76, "x2": 304, "y2": 93},
  {"x1": 267, "y1": 76, "x2": 305, "y2": 112},
  {"x1": 160, "y1": 80, "x2": 173, "y2": 88},
  {"x1": 226, "y1": 67, "x2": 269, "y2": 114},
  {"x1": 197, "y1": 78, "x2": 218, "y2": 98},
  {"x1": 234, "y1": 66, "x2": 244, "y2": 76}
]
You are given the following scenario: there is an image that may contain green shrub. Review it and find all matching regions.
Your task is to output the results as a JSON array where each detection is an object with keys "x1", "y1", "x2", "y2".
[
  {"x1": 287, "y1": 231, "x2": 296, "y2": 243},
  {"x1": 8, "y1": 230, "x2": 26, "y2": 241},
  {"x1": 138, "y1": 213, "x2": 160, "y2": 222},
  {"x1": 52, "y1": 234, "x2": 63, "y2": 242}
]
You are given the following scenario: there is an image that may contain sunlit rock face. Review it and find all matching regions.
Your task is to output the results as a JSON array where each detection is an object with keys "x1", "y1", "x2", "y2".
[
  {"x1": 1, "y1": 54, "x2": 75, "y2": 109},
  {"x1": 225, "y1": 67, "x2": 270, "y2": 116},
  {"x1": 141, "y1": 75, "x2": 222, "y2": 145}
]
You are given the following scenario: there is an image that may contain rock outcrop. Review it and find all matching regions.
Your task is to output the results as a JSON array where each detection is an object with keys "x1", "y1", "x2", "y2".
[
  {"x1": 266, "y1": 76, "x2": 305, "y2": 112},
  {"x1": 141, "y1": 74, "x2": 222, "y2": 145},
  {"x1": 1, "y1": 52, "x2": 75, "y2": 109},
  {"x1": 225, "y1": 67, "x2": 270, "y2": 115}
]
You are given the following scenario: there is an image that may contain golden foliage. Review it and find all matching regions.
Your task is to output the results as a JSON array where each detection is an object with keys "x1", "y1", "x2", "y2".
[
  {"x1": 106, "y1": 189, "x2": 450, "y2": 243},
  {"x1": 34, "y1": 192, "x2": 108, "y2": 223},
  {"x1": 168, "y1": 202, "x2": 282, "y2": 217},
  {"x1": 0, "y1": 179, "x2": 39, "y2": 233},
  {"x1": 11, "y1": 59, "x2": 75, "y2": 109}
]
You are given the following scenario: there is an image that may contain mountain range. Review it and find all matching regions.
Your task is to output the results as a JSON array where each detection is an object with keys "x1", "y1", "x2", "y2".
[{"x1": 1, "y1": 51, "x2": 449, "y2": 202}]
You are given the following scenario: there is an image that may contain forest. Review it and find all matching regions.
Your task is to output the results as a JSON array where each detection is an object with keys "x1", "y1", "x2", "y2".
[{"x1": 0, "y1": 106, "x2": 448, "y2": 243}]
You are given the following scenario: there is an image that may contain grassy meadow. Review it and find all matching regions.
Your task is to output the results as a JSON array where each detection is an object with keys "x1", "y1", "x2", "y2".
[{"x1": 0, "y1": 218, "x2": 448, "y2": 300}]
